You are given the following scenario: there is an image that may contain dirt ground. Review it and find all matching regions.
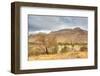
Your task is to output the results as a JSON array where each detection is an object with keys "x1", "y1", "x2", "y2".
[{"x1": 28, "y1": 51, "x2": 88, "y2": 61}]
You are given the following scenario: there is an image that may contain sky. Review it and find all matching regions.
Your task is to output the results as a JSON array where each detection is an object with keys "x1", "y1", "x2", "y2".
[{"x1": 28, "y1": 15, "x2": 88, "y2": 34}]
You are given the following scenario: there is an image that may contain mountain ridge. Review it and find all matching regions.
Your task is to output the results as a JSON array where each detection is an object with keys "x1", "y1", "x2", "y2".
[{"x1": 29, "y1": 27, "x2": 87, "y2": 44}]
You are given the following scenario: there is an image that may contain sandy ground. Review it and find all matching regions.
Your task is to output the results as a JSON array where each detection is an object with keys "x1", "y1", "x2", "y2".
[{"x1": 28, "y1": 51, "x2": 88, "y2": 61}]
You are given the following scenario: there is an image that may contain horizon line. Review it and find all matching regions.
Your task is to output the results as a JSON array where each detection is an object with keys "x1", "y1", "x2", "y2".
[{"x1": 29, "y1": 27, "x2": 87, "y2": 35}]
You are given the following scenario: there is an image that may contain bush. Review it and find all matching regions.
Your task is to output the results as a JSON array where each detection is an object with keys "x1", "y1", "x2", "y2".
[
  {"x1": 80, "y1": 47, "x2": 87, "y2": 51},
  {"x1": 28, "y1": 47, "x2": 45, "y2": 56},
  {"x1": 48, "y1": 46, "x2": 58, "y2": 54},
  {"x1": 60, "y1": 47, "x2": 68, "y2": 53}
]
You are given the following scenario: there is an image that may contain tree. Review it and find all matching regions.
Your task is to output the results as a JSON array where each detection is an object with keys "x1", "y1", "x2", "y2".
[
  {"x1": 36, "y1": 33, "x2": 57, "y2": 54},
  {"x1": 45, "y1": 36, "x2": 57, "y2": 54}
]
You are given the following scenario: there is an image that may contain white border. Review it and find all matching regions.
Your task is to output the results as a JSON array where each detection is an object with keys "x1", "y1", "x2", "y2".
[{"x1": 20, "y1": 6, "x2": 95, "y2": 70}]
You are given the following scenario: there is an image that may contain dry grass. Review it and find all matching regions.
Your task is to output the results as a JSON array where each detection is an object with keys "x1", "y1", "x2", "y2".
[{"x1": 28, "y1": 51, "x2": 88, "y2": 61}]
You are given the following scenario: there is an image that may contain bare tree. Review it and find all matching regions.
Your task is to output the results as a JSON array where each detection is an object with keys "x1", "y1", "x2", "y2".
[{"x1": 36, "y1": 33, "x2": 57, "y2": 54}]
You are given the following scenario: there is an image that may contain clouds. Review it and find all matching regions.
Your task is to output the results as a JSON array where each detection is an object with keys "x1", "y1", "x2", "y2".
[{"x1": 28, "y1": 15, "x2": 88, "y2": 33}]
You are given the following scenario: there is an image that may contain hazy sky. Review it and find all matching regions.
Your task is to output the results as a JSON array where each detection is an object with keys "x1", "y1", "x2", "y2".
[{"x1": 28, "y1": 15, "x2": 88, "y2": 34}]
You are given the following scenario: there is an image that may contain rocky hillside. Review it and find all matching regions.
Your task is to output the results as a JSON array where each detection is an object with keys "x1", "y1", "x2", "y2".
[{"x1": 29, "y1": 27, "x2": 87, "y2": 44}]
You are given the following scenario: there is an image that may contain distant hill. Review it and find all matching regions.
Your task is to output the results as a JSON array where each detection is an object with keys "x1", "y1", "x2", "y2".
[{"x1": 29, "y1": 27, "x2": 87, "y2": 44}]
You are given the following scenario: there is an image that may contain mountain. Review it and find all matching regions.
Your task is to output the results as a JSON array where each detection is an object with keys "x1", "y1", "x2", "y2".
[{"x1": 29, "y1": 27, "x2": 87, "y2": 44}]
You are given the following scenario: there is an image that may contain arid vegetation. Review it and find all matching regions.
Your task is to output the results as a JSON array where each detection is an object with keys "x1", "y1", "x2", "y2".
[
  {"x1": 28, "y1": 37, "x2": 88, "y2": 60},
  {"x1": 28, "y1": 28, "x2": 88, "y2": 60},
  {"x1": 29, "y1": 51, "x2": 87, "y2": 60}
]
